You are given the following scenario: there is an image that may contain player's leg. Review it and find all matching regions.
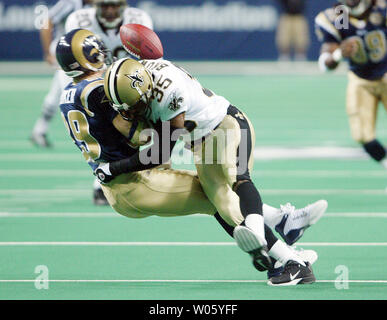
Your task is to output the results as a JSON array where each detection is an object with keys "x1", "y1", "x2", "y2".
[
  {"x1": 101, "y1": 168, "x2": 217, "y2": 219},
  {"x1": 31, "y1": 70, "x2": 70, "y2": 147},
  {"x1": 377, "y1": 77, "x2": 387, "y2": 170},
  {"x1": 215, "y1": 199, "x2": 328, "y2": 246},
  {"x1": 194, "y1": 106, "x2": 313, "y2": 281},
  {"x1": 276, "y1": 14, "x2": 292, "y2": 61},
  {"x1": 293, "y1": 15, "x2": 309, "y2": 61},
  {"x1": 347, "y1": 72, "x2": 384, "y2": 164}
]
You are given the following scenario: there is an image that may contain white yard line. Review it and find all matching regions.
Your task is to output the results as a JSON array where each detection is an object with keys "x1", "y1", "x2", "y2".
[
  {"x1": 0, "y1": 279, "x2": 385, "y2": 284},
  {"x1": 0, "y1": 241, "x2": 386, "y2": 246}
]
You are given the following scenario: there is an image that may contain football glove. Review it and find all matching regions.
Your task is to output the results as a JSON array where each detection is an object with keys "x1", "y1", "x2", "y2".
[{"x1": 94, "y1": 163, "x2": 114, "y2": 184}]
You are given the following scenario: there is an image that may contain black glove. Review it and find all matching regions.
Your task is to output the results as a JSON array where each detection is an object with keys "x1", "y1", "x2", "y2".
[{"x1": 94, "y1": 163, "x2": 115, "y2": 184}]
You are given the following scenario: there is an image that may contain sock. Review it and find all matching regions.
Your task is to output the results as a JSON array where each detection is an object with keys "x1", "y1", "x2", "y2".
[
  {"x1": 234, "y1": 181, "x2": 265, "y2": 237},
  {"x1": 244, "y1": 214, "x2": 265, "y2": 240},
  {"x1": 262, "y1": 204, "x2": 283, "y2": 229},
  {"x1": 32, "y1": 117, "x2": 49, "y2": 135},
  {"x1": 363, "y1": 139, "x2": 386, "y2": 162},
  {"x1": 264, "y1": 224, "x2": 279, "y2": 250},
  {"x1": 93, "y1": 177, "x2": 102, "y2": 190},
  {"x1": 268, "y1": 240, "x2": 305, "y2": 266},
  {"x1": 381, "y1": 158, "x2": 387, "y2": 170},
  {"x1": 214, "y1": 213, "x2": 234, "y2": 238}
]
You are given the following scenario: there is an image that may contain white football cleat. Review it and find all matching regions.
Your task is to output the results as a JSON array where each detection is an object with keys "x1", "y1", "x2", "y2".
[
  {"x1": 233, "y1": 225, "x2": 273, "y2": 272},
  {"x1": 275, "y1": 200, "x2": 328, "y2": 245}
]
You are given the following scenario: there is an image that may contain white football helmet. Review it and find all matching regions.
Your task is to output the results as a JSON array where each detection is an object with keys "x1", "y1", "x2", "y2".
[{"x1": 94, "y1": 0, "x2": 127, "y2": 29}]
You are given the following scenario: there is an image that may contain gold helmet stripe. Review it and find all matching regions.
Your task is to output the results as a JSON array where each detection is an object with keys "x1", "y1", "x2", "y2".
[
  {"x1": 108, "y1": 58, "x2": 127, "y2": 105},
  {"x1": 71, "y1": 29, "x2": 104, "y2": 71}
]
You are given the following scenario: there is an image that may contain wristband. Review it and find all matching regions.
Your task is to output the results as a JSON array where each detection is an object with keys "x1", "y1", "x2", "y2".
[{"x1": 332, "y1": 48, "x2": 343, "y2": 62}]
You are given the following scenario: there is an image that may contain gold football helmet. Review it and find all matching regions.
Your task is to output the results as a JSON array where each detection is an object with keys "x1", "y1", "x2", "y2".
[{"x1": 104, "y1": 58, "x2": 153, "y2": 120}]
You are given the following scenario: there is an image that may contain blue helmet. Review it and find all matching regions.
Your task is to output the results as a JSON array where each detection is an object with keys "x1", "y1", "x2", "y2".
[{"x1": 56, "y1": 28, "x2": 111, "y2": 78}]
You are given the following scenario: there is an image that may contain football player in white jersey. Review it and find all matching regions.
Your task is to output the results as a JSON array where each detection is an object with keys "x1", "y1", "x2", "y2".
[
  {"x1": 30, "y1": 0, "x2": 153, "y2": 149},
  {"x1": 64, "y1": 0, "x2": 153, "y2": 205},
  {"x1": 100, "y1": 58, "x2": 321, "y2": 285},
  {"x1": 30, "y1": 0, "x2": 93, "y2": 148},
  {"x1": 65, "y1": 0, "x2": 153, "y2": 59}
]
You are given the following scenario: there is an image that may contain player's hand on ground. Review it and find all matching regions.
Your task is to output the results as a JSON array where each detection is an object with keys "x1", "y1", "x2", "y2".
[
  {"x1": 94, "y1": 163, "x2": 115, "y2": 184},
  {"x1": 340, "y1": 38, "x2": 358, "y2": 58}
]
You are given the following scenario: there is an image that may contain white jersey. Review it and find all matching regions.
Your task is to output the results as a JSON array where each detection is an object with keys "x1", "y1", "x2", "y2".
[
  {"x1": 49, "y1": 0, "x2": 90, "y2": 57},
  {"x1": 141, "y1": 59, "x2": 230, "y2": 141},
  {"x1": 65, "y1": 7, "x2": 153, "y2": 59},
  {"x1": 49, "y1": 0, "x2": 89, "y2": 41}
]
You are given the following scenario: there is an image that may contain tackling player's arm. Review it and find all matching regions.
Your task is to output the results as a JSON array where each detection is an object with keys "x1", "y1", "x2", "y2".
[{"x1": 95, "y1": 113, "x2": 184, "y2": 183}]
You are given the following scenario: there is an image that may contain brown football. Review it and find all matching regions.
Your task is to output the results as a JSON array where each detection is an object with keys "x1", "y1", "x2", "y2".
[{"x1": 120, "y1": 23, "x2": 163, "y2": 60}]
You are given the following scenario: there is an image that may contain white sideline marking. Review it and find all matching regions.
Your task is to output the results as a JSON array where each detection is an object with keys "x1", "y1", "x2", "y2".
[
  {"x1": 254, "y1": 146, "x2": 368, "y2": 160},
  {"x1": 0, "y1": 146, "x2": 375, "y2": 162},
  {"x1": 0, "y1": 241, "x2": 386, "y2": 246},
  {"x1": 0, "y1": 279, "x2": 386, "y2": 284}
]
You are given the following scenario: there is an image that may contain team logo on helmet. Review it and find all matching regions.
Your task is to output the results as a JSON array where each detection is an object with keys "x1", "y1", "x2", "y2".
[{"x1": 126, "y1": 71, "x2": 144, "y2": 89}]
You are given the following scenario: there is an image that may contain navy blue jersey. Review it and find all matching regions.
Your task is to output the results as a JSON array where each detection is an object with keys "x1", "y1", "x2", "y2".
[
  {"x1": 60, "y1": 78, "x2": 137, "y2": 171},
  {"x1": 315, "y1": 2, "x2": 387, "y2": 79}
]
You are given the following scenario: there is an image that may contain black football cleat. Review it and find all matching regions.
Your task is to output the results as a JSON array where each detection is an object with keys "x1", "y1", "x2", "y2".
[
  {"x1": 267, "y1": 260, "x2": 316, "y2": 286},
  {"x1": 93, "y1": 188, "x2": 109, "y2": 206}
]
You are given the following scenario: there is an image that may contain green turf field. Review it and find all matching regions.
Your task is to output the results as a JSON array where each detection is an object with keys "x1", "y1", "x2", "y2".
[{"x1": 1, "y1": 67, "x2": 387, "y2": 300}]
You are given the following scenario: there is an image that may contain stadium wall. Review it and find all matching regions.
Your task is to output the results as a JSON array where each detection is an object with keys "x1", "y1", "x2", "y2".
[{"x1": 0, "y1": 0, "x2": 337, "y2": 61}]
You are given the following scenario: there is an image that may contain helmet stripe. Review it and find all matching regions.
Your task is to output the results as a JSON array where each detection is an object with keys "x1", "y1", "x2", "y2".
[{"x1": 108, "y1": 58, "x2": 127, "y2": 105}]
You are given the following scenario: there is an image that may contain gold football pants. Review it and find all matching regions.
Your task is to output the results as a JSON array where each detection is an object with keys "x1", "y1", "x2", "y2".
[
  {"x1": 101, "y1": 168, "x2": 216, "y2": 219},
  {"x1": 346, "y1": 71, "x2": 387, "y2": 143},
  {"x1": 194, "y1": 105, "x2": 256, "y2": 227}
]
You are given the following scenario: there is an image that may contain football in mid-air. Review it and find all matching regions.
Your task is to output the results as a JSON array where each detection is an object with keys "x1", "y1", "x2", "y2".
[{"x1": 120, "y1": 24, "x2": 163, "y2": 60}]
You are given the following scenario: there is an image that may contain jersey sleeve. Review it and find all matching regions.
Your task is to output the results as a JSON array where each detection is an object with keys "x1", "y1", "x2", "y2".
[
  {"x1": 64, "y1": 11, "x2": 80, "y2": 32},
  {"x1": 315, "y1": 9, "x2": 342, "y2": 43},
  {"x1": 49, "y1": 0, "x2": 76, "y2": 25},
  {"x1": 158, "y1": 89, "x2": 188, "y2": 121},
  {"x1": 79, "y1": 80, "x2": 118, "y2": 123}
]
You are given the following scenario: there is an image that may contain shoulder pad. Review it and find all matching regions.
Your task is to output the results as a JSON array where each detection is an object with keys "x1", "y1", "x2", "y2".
[
  {"x1": 315, "y1": 9, "x2": 342, "y2": 42},
  {"x1": 80, "y1": 79, "x2": 104, "y2": 117}
]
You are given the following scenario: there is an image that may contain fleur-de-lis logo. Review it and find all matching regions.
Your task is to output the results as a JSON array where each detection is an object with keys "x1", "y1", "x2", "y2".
[
  {"x1": 126, "y1": 71, "x2": 144, "y2": 89},
  {"x1": 169, "y1": 95, "x2": 184, "y2": 111},
  {"x1": 235, "y1": 112, "x2": 245, "y2": 120}
]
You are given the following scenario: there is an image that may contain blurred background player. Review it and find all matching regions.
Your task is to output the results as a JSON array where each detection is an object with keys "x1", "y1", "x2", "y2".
[
  {"x1": 315, "y1": 0, "x2": 387, "y2": 179},
  {"x1": 30, "y1": 0, "x2": 153, "y2": 149},
  {"x1": 30, "y1": 0, "x2": 93, "y2": 148},
  {"x1": 276, "y1": 0, "x2": 310, "y2": 61},
  {"x1": 65, "y1": 0, "x2": 153, "y2": 59},
  {"x1": 64, "y1": 0, "x2": 153, "y2": 205}
]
